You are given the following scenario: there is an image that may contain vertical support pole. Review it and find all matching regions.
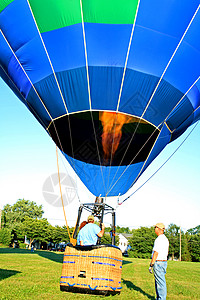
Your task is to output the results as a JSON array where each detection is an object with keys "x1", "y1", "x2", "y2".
[
  {"x1": 97, "y1": 204, "x2": 105, "y2": 245},
  {"x1": 112, "y1": 211, "x2": 116, "y2": 246},
  {"x1": 73, "y1": 205, "x2": 83, "y2": 239}
]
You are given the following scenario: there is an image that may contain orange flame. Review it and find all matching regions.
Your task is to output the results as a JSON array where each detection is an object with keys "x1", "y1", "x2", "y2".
[{"x1": 99, "y1": 111, "x2": 132, "y2": 164}]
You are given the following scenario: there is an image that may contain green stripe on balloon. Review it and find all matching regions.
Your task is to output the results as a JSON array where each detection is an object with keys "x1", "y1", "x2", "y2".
[
  {"x1": 0, "y1": 0, "x2": 14, "y2": 13},
  {"x1": 29, "y1": 0, "x2": 139, "y2": 33}
]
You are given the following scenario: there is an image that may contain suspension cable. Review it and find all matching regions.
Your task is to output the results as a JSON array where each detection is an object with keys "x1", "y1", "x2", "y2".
[
  {"x1": 118, "y1": 121, "x2": 199, "y2": 205},
  {"x1": 56, "y1": 146, "x2": 72, "y2": 240}
]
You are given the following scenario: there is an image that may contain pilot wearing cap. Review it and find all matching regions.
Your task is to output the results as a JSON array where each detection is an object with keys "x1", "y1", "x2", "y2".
[
  {"x1": 149, "y1": 222, "x2": 169, "y2": 300},
  {"x1": 77, "y1": 215, "x2": 105, "y2": 246}
]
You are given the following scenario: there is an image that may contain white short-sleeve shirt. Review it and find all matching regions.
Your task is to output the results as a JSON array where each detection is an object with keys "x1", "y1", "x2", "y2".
[{"x1": 153, "y1": 234, "x2": 169, "y2": 260}]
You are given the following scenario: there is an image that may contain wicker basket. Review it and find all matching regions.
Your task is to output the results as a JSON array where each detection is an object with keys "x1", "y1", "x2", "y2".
[{"x1": 60, "y1": 244, "x2": 122, "y2": 295}]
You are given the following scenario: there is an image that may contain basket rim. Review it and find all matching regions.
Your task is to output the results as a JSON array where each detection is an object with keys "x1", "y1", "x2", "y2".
[{"x1": 66, "y1": 243, "x2": 121, "y2": 252}]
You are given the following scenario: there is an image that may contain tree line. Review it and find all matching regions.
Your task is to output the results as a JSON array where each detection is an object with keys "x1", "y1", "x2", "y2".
[
  {"x1": 128, "y1": 224, "x2": 200, "y2": 262},
  {"x1": 0, "y1": 199, "x2": 73, "y2": 248},
  {"x1": 0, "y1": 199, "x2": 199, "y2": 262},
  {"x1": 0, "y1": 199, "x2": 115, "y2": 248}
]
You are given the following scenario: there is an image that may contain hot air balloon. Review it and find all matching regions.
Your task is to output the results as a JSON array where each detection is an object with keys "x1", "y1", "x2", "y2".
[
  {"x1": 1, "y1": 1, "x2": 200, "y2": 198},
  {"x1": 1, "y1": 0, "x2": 200, "y2": 295}
]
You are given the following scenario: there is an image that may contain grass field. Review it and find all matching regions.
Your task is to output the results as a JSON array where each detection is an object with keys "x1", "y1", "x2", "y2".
[{"x1": 0, "y1": 247, "x2": 199, "y2": 300}]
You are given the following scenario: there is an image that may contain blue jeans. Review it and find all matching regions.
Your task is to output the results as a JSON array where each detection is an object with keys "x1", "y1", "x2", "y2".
[{"x1": 153, "y1": 261, "x2": 167, "y2": 300}]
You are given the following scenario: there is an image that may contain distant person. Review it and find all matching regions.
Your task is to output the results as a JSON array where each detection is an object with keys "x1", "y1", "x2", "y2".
[
  {"x1": 149, "y1": 223, "x2": 169, "y2": 300},
  {"x1": 77, "y1": 215, "x2": 105, "y2": 246}
]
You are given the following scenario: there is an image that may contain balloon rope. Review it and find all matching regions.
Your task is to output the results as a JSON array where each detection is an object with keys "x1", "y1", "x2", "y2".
[
  {"x1": 56, "y1": 146, "x2": 71, "y2": 240},
  {"x1": 58, "y1": 153, "x2": 81, "y2": 204},
  {"x1": 107, "y1": 124, "x2": 160, "y2": 195},
  {"x1": 118, "y1": 121, "x2": 199, "y2": 205}
]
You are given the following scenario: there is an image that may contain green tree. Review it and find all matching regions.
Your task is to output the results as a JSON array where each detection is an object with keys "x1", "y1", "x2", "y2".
[
  {"x1": 2, "y1": 199, "x2": 44, "y2": 228},
  {"x1": 1, "y1": 199, "x2": 44, "y2": 246},
  {"x1": 116, "y1": 226, "x2": 131, "y2": 234},
  {"x1": 104, "y1": 226, "x2": 112, "y2": 233},
  {"x1": 23, "y1": 217, "x2": 51, "y2": 248},
  {"x1": 129, "y1": 226, "x2": 155, "y2": 258},
  {"x1": 187, "y1": 234, "x2": 200, "y2": 262},
  {"x1": 101, "y1": 233, "x2": 112, "y2": 244},
  {"x1": 181, "y1": 233, "x2": 191, "y2": 262},
  {"x1": 186, "y1": 226, "x2": 200, "y2": 262},
  {"x1": 49, "y1": 225, "x2": 69, "y2": 244},
  {"x1": 165, "y1": 224, "x2": 181, "y2": 260},
  {"x1": 187, "y1": 225, "x2": 200, "y2": 235},
  {"x1": 1, "y1": 204, "x2": 14, "y2": 228},
  {"x1": 13, "y1": 222, "x2": 27, "y2": 242},
  {"x1": 0, "y1": 228, "x2": 13, "y2": 246}
]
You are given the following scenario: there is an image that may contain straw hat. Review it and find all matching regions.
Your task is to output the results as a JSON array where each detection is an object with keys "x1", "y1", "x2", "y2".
[
  {"x1": 154, "y1": 222, "x2": 165, "y2": 230},
  {"x1": 87, "y1": 215, "x2": 94, "y2": 222}
]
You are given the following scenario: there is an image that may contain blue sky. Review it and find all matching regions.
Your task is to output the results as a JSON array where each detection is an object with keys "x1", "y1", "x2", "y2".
[{"x1": 0, "y1": 77, "x2": 200, "y2": 231}]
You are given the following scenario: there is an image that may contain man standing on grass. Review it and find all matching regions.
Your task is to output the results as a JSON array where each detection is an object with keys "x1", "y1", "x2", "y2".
[{"x1": 149, "y1": 223, "x2": 169, "y2": 300}]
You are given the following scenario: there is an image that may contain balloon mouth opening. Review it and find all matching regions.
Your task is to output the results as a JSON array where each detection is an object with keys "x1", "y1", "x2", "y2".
[{"x1": 48, "y1": 111, "x2": 160, "y2": 166}]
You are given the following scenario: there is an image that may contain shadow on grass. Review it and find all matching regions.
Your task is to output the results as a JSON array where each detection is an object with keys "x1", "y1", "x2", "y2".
[
  {"x1": 0, "y1": 248, "x2": 63, "y2": 264},
  {"x1": 0, "y1": 248, "x2": 134, "y2": 266},
  {"x1": 0, "y1": 268, "x2": 21, "y2": 281},
  {"x1": 122, "y1": 279, "x2": 155, "y2": 300},
  {"x1": 0, "y1": 248, "x2": 30, "y2": 254},
  {"x1": 36, "y1": 250, "x2": 63, "y2": 263},
  {"x1": 122, "y1": 259, "x2": 133, "y2": 266}
]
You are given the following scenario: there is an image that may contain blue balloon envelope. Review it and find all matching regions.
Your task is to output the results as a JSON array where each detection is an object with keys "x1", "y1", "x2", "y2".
[{"x1": 0, "y1": 0, "x2": 200, "y2": 196}]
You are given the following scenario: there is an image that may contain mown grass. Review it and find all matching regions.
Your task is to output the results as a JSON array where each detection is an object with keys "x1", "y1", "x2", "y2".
[{"x1": 0, "y1": 248, "x2": 199, "y2": 299}]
